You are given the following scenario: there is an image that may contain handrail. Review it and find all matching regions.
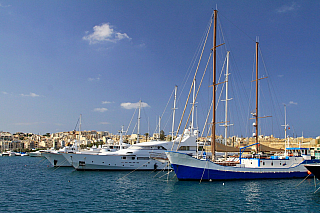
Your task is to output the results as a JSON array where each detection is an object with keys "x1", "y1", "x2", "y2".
[{"x1": 239, "y1": 142, "x2": 259, "y2": 164}]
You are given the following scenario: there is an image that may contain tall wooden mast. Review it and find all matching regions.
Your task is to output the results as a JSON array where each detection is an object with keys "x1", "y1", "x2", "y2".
[
  {"x1": 255, "y1": 41, "x2": 259, "y2": 152},
  {"x1": 211, "y1": 10, "x2": 217, "y2": 161}
]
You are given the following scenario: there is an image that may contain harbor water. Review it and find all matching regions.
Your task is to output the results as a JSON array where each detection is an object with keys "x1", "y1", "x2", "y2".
[{"x1": 1, "y1": 157, "x2": 320, "y2": 212}]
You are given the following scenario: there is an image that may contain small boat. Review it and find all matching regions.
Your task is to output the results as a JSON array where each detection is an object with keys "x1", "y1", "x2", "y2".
[
  {"x1": 305, "y1": 164, "x2": 320, "y2": 180},
  {"x1": 1, "y1": 151, "x2": 16, "y2": 156},
  {"x1": 28, "y1": 150, "x2": 44, "y2": 157},
  {"x1": 14, "y1": 152, "x2": 21, "y2": 156},
  {"x1": 1, "y1": 152, "x2": 9, "y2": 156}
]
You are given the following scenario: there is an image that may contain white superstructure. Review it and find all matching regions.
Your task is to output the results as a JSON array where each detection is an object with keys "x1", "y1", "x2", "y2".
[{"x1": 63, "y1": 127, "x2": 198, "y2": 171}]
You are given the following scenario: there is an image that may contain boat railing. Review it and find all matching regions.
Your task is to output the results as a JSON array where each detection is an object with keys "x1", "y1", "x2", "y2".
[{"x1": 149, "y1": 152, "x2": 168, "y2": 161}]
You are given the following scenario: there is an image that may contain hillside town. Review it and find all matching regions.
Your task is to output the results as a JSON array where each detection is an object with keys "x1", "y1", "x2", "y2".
[{"x1": 1, "y1": 130, "x2": 320, "y2": 153}]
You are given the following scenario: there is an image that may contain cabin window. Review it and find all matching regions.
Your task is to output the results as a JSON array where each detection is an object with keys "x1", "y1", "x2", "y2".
[
  {"x1": 137, "y1": 157, "x2": 149, "y2": 160},
  {"x1": 271, "y1": 162, "x2": 273, "y2": 166},
  {"x1": 178, "y1": 146, "x2": 190, "y2": 151},
  {"x1": 122, "y1": 157, "x2": 126, "y2": 160},
  {"x1": 132, "y1": 157, "x2": 135, "y2": 160},
  {"x1": 263, "y1": 162, "x2": 265, "y2": 165}
]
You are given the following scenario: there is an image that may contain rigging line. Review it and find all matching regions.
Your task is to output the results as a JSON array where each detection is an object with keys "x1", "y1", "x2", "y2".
[
  {"x1": 131, "y1": 122, "x2": 137, "y2": 135},
  {"x1": 177, "y1": 18, "x2": 212, "y2": 113},
  {"x1": 218, "y1": 12, "x2": 254, "y2": 137},
  {"x1": 175, "y1": 15, "x2": 213, "y2": 137},
  {"x1": 154, "y1": 87, "x2": 175, "y2": 134},
  {"x1": 230, "y1": 69, "x2": 246, "y2": 136},
  {"x1": 116, "y1": 160, "x2": 153, "y2": 181},
  {"x1": 74, "y1": 118, "x2": 80, "y2": 131},
  {"x1": 259, "y1": 47, "x2": 283, "y2": 136},
  {"x1": 176, "y1": 17, "x2": 213, "y2": 105},
  {"x1": 225, "y1": 47, "x2": 249, "y2": 134},
  {"x1": 218, "y1": 12, "x2": 256, "y2": 43},
  {"x1": 246, "y1": 53, "x2": 256, "y2": 137},
  {"x1": 126, "y1": 107, "x2": 137, "y2": 134},
  {"x1": 201, "y1": 96, "x2": 213, "y2": 138},
  {"x1": 219, "y1": 11, "x2": 251, "y2": 111},
  {"x1": 192, "y1": 54, "x2": 212, "y2": 138},
  {"x1": 175, "y1": 50, "x2": 212, "y2": 150}
]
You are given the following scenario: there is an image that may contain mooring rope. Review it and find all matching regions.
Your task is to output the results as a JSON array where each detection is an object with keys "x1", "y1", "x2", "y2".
[
  {"x1": 117, "y1": 159, "x2": 152, "y2": 181},
  {"x1": 296, "y1": 173, "x2": 311, "y2": 187},
  {"x1": 199, "y1": 160, "x2": 209, "y2": 184}
]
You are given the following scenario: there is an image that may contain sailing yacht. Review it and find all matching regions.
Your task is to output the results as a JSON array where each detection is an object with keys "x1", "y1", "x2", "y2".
[{"x1": 165, "y1": 10, "x2": 319, "y2": 181}]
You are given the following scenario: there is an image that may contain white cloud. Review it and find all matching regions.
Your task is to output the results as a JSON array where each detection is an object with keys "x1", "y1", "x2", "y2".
[
  {"x1": 83, "y1": 23, "x2": 131, "y2": 44},
  {"x1": 102, "y1": 101, "x2": 114, "y2": 104},
  {"x1": 94, "y1": 108, "x2": 108, "y2": 112},
  {"x1": 276, "y1": 2, "x2": 299, "y2": 13},
  {"x1": 120, "y1": 101, "x2": 150, "y2": 109},
  {"x1": 1, "y1": 91, "x2": 8, "y2": 95},
  {"x1": 14, "y1": 122, "x2": 43, "y2": 126},
  {"x1": 100, "y1": 122, "x2": 110, "y2": 125},
  {"x1": 20, "y1": 92, "x2": 40, "y2": 97},
  {"x1": 289, "y1": 101, "x2": 298, "y2": 105},
  {"x1": 88, "y1": 77, "x2": 100, "y2": 81},
  {"x1": 0, "y1": 3, "x2": 11, "y2": 7}
]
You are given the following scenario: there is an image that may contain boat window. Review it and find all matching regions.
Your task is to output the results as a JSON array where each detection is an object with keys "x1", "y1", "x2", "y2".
[
  {"x1": 178, "y1": 146, "x2": 190, "y2": 151},
  {"x1": 122, "y1": 157, "x2": 126, "y2": 160},
  {"x1": 137, "y1": 157, "x2": 149, "y2": 160},
  {"x1": 128, "y1": 146, "x2": 151, "y2": 150},
  {"x1": 132, "y1": 157, "x2": 135, "y2": 160},
  {"x1": 271, "y1": 162, "x2": 273, "y2": 166}
]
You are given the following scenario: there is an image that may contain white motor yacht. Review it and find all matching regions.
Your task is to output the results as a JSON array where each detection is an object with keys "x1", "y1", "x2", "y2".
[{"x1": 63, "y1": 127, "x2": 199, "y2": 171}]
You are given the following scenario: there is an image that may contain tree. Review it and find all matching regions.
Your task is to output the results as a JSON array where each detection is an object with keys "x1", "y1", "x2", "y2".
[
  {"x1": 144, "y1": 133, "x2": 149, "y2": 142},
  {"x1": 160, "y1": 130, "x2": 165, "y2": 141},
  {"x1": 43, "y1": 133, "x2": 51, "y2": 137}
]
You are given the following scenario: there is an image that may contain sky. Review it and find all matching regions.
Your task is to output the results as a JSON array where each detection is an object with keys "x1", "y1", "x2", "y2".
[{"x1": 0, "y1": 1, "x2": 320, "y2": 138}]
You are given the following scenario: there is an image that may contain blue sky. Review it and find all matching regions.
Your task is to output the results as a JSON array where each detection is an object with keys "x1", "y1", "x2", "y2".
[{"x1": 0, "y1": 1, "x2": 319, "y2": 138}]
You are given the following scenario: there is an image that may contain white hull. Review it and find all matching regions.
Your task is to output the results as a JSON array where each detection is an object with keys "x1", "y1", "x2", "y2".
[
  {"x1": 42, "y1": 152, "x2": 72, "y2": 167},
  {"x1": 63, "y1": 132, "x2": 198, "y2": 171},
  {"x1": 28, "y1": 151, "x2": 42, "y2": 157},
  {"x1": 63, "y1": 152, "x2": 167, "y2": 171}
]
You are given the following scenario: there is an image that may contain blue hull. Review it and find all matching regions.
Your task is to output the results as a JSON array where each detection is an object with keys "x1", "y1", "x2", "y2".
[{"x1": 171, "y1": 164, "x2": 311, "y2": 180}]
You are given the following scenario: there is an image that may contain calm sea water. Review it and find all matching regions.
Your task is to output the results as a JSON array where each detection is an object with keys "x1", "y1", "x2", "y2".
[{"x1": 1, "y1": 157, "x2": 320, "y2": 212}]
